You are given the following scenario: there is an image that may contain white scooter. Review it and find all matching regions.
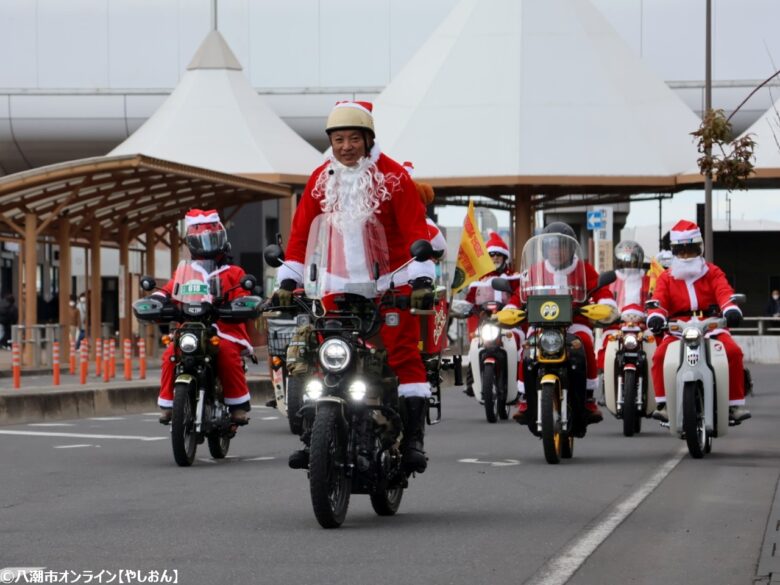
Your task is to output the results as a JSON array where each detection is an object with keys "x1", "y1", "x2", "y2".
[
  {"x1": 265, "y1": 314, "x2": 305, "y2": 435},
  {"x1": 658, "y1": 295, "x2": 746, "y2": 458}
]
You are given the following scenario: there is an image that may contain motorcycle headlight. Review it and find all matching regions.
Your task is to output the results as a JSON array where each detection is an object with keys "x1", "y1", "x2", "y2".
[
  {"x1": 683, "y1": 328, "x2": 701, "y2": 341},
  {"x1": 623, "y1": 334, "x2": 639, "y2": 351},
  {"x1": 480, "y1": 323, "x2": 501, "y2": 343},
  {"x1": 539, "y1": 330, "x2": 564, "y2": 356},
  {"x1": 178, "y1": 333, "x2": 199, "y2": 354},
  {"x1": 348, "y1": 380, "x2": 367, "y2": 401},
  {"x1": 305, "y1": 379, "x2": 323, "y2": 400},
  {"x1": 318, "y1": 338, "x2": 352, "y2": 372}
]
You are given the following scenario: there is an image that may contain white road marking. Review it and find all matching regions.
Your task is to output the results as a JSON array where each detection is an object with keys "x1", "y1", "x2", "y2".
[
  {"x1": 458, "y1": 458, "x2": 521, "y2": 467},
  {"x1": 54, "y1": 444, "x2": 95, "y2": 449},
  {"x1": 28, "y1": 423, "x2": 75, "y2": 427},
  {"x1": 0, "y1": 430, "x2": 166, "y2": 442},
  {"x1": 246, "y1": 456, "x2": 275, "y2": 461},
  {"x1": 260, "y1": 416, "x2": 279, "y2": 421},
  {"x1": 88, "y1": 416, "x2": 125, "y2": 421},
  {"x1": 525, "y1": 446, "x2": 686, "y2": 585}
]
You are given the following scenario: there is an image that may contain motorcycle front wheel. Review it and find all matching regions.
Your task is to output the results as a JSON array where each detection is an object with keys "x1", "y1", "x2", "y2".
[
  {"x1": 622, "y1": 368, "x2": 638, "y2": 437},
  {"x1": 683, "y1": 381, "x2": 709, "y2": 458},
  {"x1": 541, "y1": 381, "x2": 562, "y2": 464},
  {"x1": 482, "y1": 364, "x2": 498, "y2": 423},
  {"x1": 309, "y1": 403, "x2": 351, "y2": 528},
  {"x1": 171, "y1": 383, "x2": 198, "y2": 467}
]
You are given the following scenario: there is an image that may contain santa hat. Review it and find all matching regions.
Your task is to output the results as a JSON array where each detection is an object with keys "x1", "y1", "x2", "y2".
[
  {"x1": 670, "y1": 220, "x2": 703, "y2": 245},
  {"x1": 485, "y1": 230, "x2": 509, "y2": 257},
  {"x1": 426, "y1": 218, "x2": 447, "y2": 255},
  {"x1": 403, "y1": 161, "x2": 415, "y2": 176},
  {"x1": 184, "y1": 209, "x2": 221, "y2": 228},
  {"x1": 325, "y1": 100, "x2": 375, "y2": 135}
]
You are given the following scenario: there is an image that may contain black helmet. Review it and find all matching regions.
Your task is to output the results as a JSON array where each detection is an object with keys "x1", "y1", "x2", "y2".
[
  {"x1": 614, "y1": 240, "x2": 644, "y2": 270},
  {"x1": 185, "y1": 216, "x2": 229, "y2": 260},
  {"x1": 541, "y1": 222, "x2": 577, "y2": 268}
]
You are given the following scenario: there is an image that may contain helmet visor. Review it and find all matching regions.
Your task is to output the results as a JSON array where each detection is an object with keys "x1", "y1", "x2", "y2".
[{"x1": 186, "y1": 222, "x2": 227, "y2": 255}]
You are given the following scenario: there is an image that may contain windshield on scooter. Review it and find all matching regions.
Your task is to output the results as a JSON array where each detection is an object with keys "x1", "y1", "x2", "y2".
[
  {"x1": 518, "y1": 233, "x2": 587, "y2": 303},
  {"x1": 303, "y1": 213, "x2": 391, "y2": 300},
  {"x1": 170, "y1": 260, "x2": 221, "y2": 304},
  {"x1": 613, "y1": 268, "x2": 647, "y2": 322},
  {"x1": 472, "y1": 280, "x2": 511, "y2": 307}
]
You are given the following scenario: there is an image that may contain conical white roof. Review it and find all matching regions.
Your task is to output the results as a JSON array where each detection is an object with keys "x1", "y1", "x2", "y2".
[
  {"x1": 373, "y1": 0, "x2": 701, "y2": 188},
  {"x1": 110, "y1": 31, "x2": 322, "y2": 183}
]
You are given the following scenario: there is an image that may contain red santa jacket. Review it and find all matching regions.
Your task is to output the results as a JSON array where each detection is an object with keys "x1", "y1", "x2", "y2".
[
  {"x1": 610, "y1": 269, "x2": 651, "y2": 321},
  {"x1": 278, "y1": 147, "x2": 434, "y2": 287},
  {"x1": 647, "y1": 262, "x2": 739, "y2": 324},
  {"x1": 505, "y1": 258, "x2": 616, "y2": 327},
  {"x1": 154, "y1": 263, "x2": 252, "y2": 352}
]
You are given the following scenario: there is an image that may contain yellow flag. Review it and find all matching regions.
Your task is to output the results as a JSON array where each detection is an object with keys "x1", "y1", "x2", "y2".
[
  {"x1": 646, "y1": 257, "x2": 665, "y2": 296},
  {"x1": 451, "y1": 200, "x2": 496, "y2": 293}
]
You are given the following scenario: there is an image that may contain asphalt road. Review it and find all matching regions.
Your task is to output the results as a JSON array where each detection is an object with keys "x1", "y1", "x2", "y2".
[{"x1": 1, "y1": 364, "x2": 778, "y2": 585}]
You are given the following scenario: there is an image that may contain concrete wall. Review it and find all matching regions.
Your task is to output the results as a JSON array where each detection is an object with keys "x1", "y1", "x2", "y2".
[{"x1": 733, "y1": 336, "x2": 780, "y2": 365}]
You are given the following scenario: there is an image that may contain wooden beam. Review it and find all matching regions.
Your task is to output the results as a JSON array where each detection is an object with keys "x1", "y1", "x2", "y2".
[{"x1": 0, "y1": 214, "x2": 25, "y2": 236}]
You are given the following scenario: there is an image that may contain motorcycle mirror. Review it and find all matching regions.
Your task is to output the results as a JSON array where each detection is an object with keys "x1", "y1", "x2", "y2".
[
  {"x1": 596, "y1": 270, "x2": 616, "y2": 290},
  {"x1": 241, "y1": 275, "x2": 257, "y2": 291},
  {"x1": 731, "y1": 293, "x2": 746, "y2": 305},
  {"x1": 263, "y1": 244, "x2": 284, "y2": 268},
  {"x1": 410, "y1": 239, "x2": 434, "y2": 262},
  {"x1": 140, "y1": 276, "x2": 156, "y2": 291},
  {"x1": 491, "y1": 277, "x2": 513, "y2": 293},
  {"x1": 645, "y1": 299, "x2": 660, "y2": 310}
]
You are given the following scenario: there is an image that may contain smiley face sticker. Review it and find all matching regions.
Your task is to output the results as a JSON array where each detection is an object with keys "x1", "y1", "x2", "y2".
[{"x1": 540, "y1": 301, "x2": 560, "y2": 320}]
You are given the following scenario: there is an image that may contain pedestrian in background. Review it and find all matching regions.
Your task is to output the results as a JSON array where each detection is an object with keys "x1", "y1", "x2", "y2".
[
  {"x1": 766, "y1": 289, "x2": 780, "y2": 317},
  {"x1": 75, "y1": 293, "x2": 88, "y2": 349},
  {"x1": 0, "y1": 294, "x2": 18, "y2": 349}
]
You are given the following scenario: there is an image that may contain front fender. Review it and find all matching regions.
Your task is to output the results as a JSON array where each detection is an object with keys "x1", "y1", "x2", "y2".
[
  {"x1": 174, "y1": 373, "x2": 196, "y2": 388},
  {"x1": 315, "y1": 396, "x2": 348, "y2": 423}
]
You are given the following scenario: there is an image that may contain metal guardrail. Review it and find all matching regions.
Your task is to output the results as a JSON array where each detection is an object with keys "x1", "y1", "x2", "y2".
[
  {"x1": 10, "y1": 324, "x2": 61, "y2": 367},
  {"x1": 731, "y1": 317, "x2": 780, "y2": 335}
]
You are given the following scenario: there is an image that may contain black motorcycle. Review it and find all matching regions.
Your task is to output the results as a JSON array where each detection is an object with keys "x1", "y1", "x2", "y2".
[
  {"x1": 264, "y1": 215, "x2": 434, "y2": 528},
  {"x1": 133, "y1": 260, "x2": 261, "y2": 466}
]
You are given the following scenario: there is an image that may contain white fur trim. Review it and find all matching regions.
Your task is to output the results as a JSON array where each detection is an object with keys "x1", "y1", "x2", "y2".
[
  {"x1": 408, "y1": 259, "x2": 436, "y2": 282},
  {"x1": 621, "y1": 308, "x2": 645, "y2": 321},
  {"x1": 277, "y1": 261, "x2": 304, "y2": 286},
  {"x1": 586, "y1": 377, "x2": 599, "y2": 391},
  {"x1": 213, "y1": 324, "x2": 254, "y2": 354},
  {"x1": 224, "y1": 392, "x2": 252, "y2": 406},
  {"x1": 729, "y1": 399, "x2": 746, "y2": 406},
  {"x1": 670, "y1": 227, "x2": 702, "y2": 244},
  {"x1": 655, "y1": 397, "x2": 666, "y2": 404},
  {"x1": 184, "y1": 210, "x2": 220, "y2": 227},
  {"x1": 568, "y1": 323, "x2": 594, "y2": 342},
  {"x1": 487, "y1": 244, "x2": 510, "y2": 257},
  {"x1": 398, "y1": 382, "x2": 431, "y2": 398},
  {"x1": 599, "y1": 298, "x2": 618, "y2": 309},
  {"x1": 517, "y1": 380, "x2": 525, "y2": 394},
  {"x1": 158, "y1": 398, "x2": 174, "y2": 408}
]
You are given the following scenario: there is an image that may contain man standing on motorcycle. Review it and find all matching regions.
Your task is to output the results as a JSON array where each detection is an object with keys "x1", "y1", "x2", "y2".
[
  {"x1": 510, "y1": 222, "x2": 617, "y2": 425},
  {"x1": 274, "y1": 100, "x2": 435, "y2": 474},
  {"x1": 462, "y1": 231, "x2": 520, "y2": 396},
  {"x1": 647, "y1": 220, "x2": 750, "y2": 423},
  {"x1": 155, "y1": 209, "x2": 254, "y2": 425}
]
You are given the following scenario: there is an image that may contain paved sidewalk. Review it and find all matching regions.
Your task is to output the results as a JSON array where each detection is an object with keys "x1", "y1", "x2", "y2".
[{"x1": 0, "y1": 346, "x2": 273, "y2": 425}]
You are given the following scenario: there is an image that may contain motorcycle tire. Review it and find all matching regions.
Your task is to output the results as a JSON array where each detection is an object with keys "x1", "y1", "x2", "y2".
[
  {"x1": 370, "y1": 451, "x2": 404, "y2": 516},
  {"x1": 482, "y1": 364, "x2": 498, "y2": 423},
  {"x1": 171, "y1": 383, "x2": 198, "y2": 467},
  {"x1": 287, "y1": 376, "x2": 305, "y2": 435},
  {"x1": 541, "y1": 381, "x2": 562, "y2": 464},
  {"x1": 309, "y1": 403, "x2": 350, "y2": 528},
  {"x1": 622, "y1": 368, "x2": 638, "y2": 438},
  {"x1": 207, "y1": 433, "x2": 230, "y2": 459},
  {"x1": 683, "y1": 381, "x2": 707, "y2": 459},
  {"x1": 497, "y1": 375, "x2": 509, "y2": 420}
]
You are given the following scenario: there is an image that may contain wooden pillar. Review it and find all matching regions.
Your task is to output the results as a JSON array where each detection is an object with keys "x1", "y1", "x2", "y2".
[
  {"x1": 90, "y1": 224, "x2": 102, "y2": 354},
  {"x1": 118, "y1": 222, "x2": 131, "y2": 343},
  {"x1": 513, "y1": 194, "x2": 532, "y2": 260},
  {"x1": 23, "y1": 214, "x2": 38, "y2": 365},
  {"x1": 58, "y1": 218, "x2": 71, "y2": 361},
  {"x1": 170, "y1": 224, "x2": 180, "y2": 272},
  {"x1": 145, "y1": 227, "x2": 156, "y2": 356},
  {"x1": 279, "y1": 192, "x2": 297, "y2": 246}
]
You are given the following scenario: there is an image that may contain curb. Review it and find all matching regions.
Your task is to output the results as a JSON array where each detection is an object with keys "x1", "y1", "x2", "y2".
[{"x1": 0, "y1": 378, "x2": 274, "y2": 425}]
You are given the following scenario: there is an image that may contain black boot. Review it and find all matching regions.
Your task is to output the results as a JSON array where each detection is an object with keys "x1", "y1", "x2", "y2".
[
  {"x1": 400, "y1": 397, "x2": 428, "y2": 474},
  {"x1": 288, "y1": 447, "x2": 309, "y2": 470},
  {"x1": 463, "y1": 365, "x2": 475, "y2": 397}
]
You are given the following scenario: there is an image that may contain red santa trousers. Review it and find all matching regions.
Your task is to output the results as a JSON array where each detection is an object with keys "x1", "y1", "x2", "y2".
[
  {"x1": 651, "y1": 331, "x2": 745, "y2": 405},
  {"x1": 518, "y1": 325, "x2": 598, "y2": 394},
  {"x1": 157, "y1": 340, "x2": 251, "y2": 408},
  {"x1": 379, "y1": 302, "x2": 430, "y2": 399}
]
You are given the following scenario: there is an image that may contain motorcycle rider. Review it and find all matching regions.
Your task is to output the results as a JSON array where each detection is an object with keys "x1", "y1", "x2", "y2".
[
  {"x1": 155, "y1": 209, "x2": 254, "y2": 425},
  {"x1": 597, "y1": 240, "x2": 650, "y2": 371},
  {"x1": 462, "y1": 230, "x2": 519, "y2": 396},
  {"x1": 647, "y1": 220, "x2": 750, "y2": 422},
  {"x1": 274, "y1": 100, "x2": 435, "y2": 473},
  {"x1": 509, "y1": 222, "x2": 617, "y2": 425}
]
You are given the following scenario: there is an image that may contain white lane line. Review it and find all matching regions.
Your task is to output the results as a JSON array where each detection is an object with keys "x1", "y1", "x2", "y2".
[
  {"x1": 246, "y1": 456, "x2": 275, "y2": 461},
  {"x1": 28, "y1": 423, "x2": 75, "y2": 427},
  {"x1": 88, "y1": 417, "x2": 126, "y2": 421},
  {"x1": 55, "y1": 444, "x2": 95, "y2": 449},
  {"x1": 0, "y1": 430, "x2": 166, "y2": 442},
  {"x1": 526, "y1": 446, "x2": 686, "y2": 585},
  {"x1": 260, "y1": 416, "x2": 279, "y2": 421}
]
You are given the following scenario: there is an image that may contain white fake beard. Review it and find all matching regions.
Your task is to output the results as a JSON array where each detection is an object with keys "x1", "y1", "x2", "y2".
[
  {"x1": 670, "y1": 256, "x2": 706, "y2": 280},
  {"x1": 316, "y1": 156, "x2": 394, "y2": 231}
]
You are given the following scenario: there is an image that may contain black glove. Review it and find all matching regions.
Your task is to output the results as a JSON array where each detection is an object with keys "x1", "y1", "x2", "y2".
[
  {"x1": 272, "y1": 279, "x2": 297, "y2": 307},
  {"x1": 724, "y1": 308, "x2": 742, "y2": 328},
  {"x1": 646, "y1": 314, "x2": 665, "y2": 334},
  {"x1": 410, "y1": 277, "x2": 434, "y2": 310}
]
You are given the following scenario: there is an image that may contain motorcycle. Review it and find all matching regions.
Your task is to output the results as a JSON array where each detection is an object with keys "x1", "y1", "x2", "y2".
[
  {"x1": 132, "y1": 260, "x2": 261, "y2": 466},
  {"x1": 493, "y1": 233, "x2": 615, "y2": 464},
  {"x1": 263, "y1": 213, "x2": 435, "y2": 528},
  {"x1": 463, "y1": 286, "x2": 519, "y2": 422},
  {"x1": 602, "y1": 280, "x2": 657, "y2": 437},
  {"x1": 264, "y1": 308, "x2": 306, "y2": 434},
  {"x1": 655, "y1": 295, "x2": 746, "y2": 459}
]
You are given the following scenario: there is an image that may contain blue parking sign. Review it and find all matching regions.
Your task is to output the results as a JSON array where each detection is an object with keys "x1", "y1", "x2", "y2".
[{"x1": 586, "y1": 210, "x2": 605, "y2": 230}]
